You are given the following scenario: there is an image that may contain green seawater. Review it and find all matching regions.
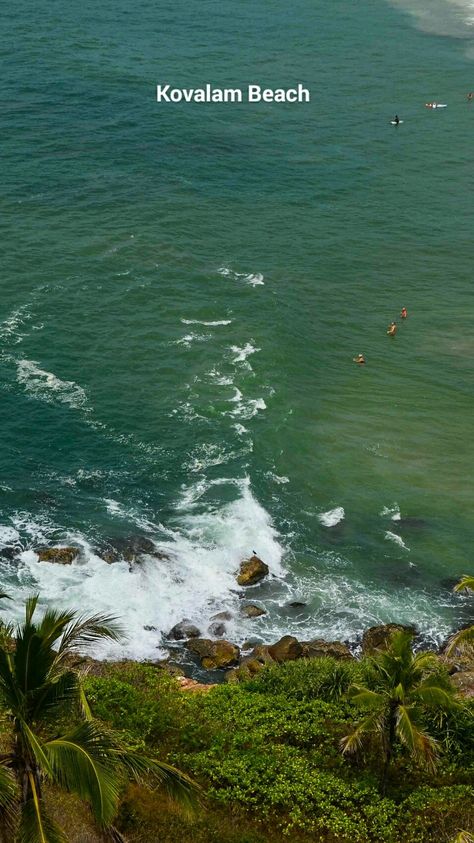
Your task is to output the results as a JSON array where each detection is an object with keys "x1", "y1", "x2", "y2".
[{"x1": 1, "y1": 0, "x2": 474, "y2": 659}]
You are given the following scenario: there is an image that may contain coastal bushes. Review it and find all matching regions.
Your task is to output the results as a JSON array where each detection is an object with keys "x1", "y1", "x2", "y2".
[{"x1": 83, "y1": 655, "x2": 473, "y2": 843}]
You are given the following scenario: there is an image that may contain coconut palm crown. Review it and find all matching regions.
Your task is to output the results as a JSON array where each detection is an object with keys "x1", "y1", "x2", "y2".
[
  {"x1": 0, "y1": 595, "x2": 197, "y2": 842},
  {"x1": 341, "y1": 629, "x2": 459, "y2": 792},
  {"x1": 446, "y1": 575, "x2": 474, "y2": 656}
]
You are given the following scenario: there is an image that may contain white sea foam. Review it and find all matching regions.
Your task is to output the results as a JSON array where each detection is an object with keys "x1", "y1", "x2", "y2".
[
  {"x1": 228, "y1": 396, "x2": 266, "y2": 420},
  {"x1": 380, "y1": 504, "x2": 401, "y2": 521},
  {"x1": 318, "y1": 507, "x2": 345, "y2": 527},
  {"x1": 181, "y1": 319, "x2": 232, "y2": 326},
  {"x1": 16, "y1": 360, "x2": 87, "y2": 409},
  {"x1": 233, "y1": 423, "x2": 249, "y2": 436},
  {"x1": 0, "y1": 526, "x2": 20, "y2": 547},
  {"x1": 0, "y1": 480, "x2": 286, "y2": 661},
  {"x1": 230, "y1": 343, "x2": 260, "y2": 364},
  {"x1": 174, "y1": 332, "x2": 212, "y2": 347},
  {"x1": 244, "y1": 272, "x2": 264, "y2": 286},
  {"x1": 265, "y1": 472, "x2": 290, "y2": 485},
  {"x1": 385, "y1": 531, "x2": 410, "y2": 550},
  {"x1": 206, "y1": 369, "x2": 234, "y2": 386}
]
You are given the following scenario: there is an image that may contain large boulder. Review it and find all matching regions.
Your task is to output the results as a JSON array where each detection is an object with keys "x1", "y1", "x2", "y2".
[
  {"x1": 301, "y1": 639, "x2": 354, "y2": 660},
  {"x1": 210, "y1": 611, "x2": 233, "y2": 622},
  {"x1": 100, "y1": 537, "x2": 170, "y2": 564},
  {"x1": 241, "y1": 604, "x2": 266, "y2": 618},
  {"x1": 208, "y1": 622, "x2": 226, "y2": 637},
  {"x1": 268, "y1": 635, "x2": 303, "y2": 663},
  {"x1": 36, "y1": 547, "x2": 79, "y2": 565},
  {"x1": 362, "y1": 624, "x2": 416, "y2": 656},
  {"x1": 168, "y1": 620, "x2": 201, "y2": 641},
  {"x1": 186, "y1": 638, "x2": 240, "y2": 670},
  {"x1": 237, "y1": 555, "x2": 269, "y2": 586}
]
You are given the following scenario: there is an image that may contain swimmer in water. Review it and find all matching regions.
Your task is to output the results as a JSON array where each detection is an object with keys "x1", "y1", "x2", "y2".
[
  {"x1": 353, "y1": 354, "x2": 366, "y2": 364},
  {"x1": 467, "y1": 92, "x2": 473, "y2": 101},
  {"x1": 393, "y1": 115, "x2": 400, "y2": 125},
  {"x1": 401, "y1": 306, "x2": 407, "y2": 319},
  {"x1": 387, "y1": 322, "x2": 397, "y2": 336}
]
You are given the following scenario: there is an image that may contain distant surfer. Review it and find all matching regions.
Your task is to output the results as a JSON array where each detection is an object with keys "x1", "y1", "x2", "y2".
[
  {"x1": 401, "y1": 306, "x2": 407, "y2": 319},
  {"x1": 393, "y1": 115, "x2": 400, "y2": 125},
  {"x1": 467, "y1": 92, "x2": 473, "y2": 101},
  {"x1": 353, "y1": 354, "x2": 366, "y2": 364},
  {"x1": 387, "y1": 322, "x2": 397, "y2": 337}
]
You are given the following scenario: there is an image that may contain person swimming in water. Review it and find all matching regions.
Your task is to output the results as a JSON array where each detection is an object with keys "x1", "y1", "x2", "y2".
[
  {"x1": 393, "y1": 115, "x2": 400, "y2": 124},
  {"x1": 387, "y1": 322, "x2": 397, "y2": 336},
  {"x1": 401, "y1": 307, "x2": 407, "y2": 319},
  {"x1": 353, "y1": 354, "x2": 366, "y2": 364}
]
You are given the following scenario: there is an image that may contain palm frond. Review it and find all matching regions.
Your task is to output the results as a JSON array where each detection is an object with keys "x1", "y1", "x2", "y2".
[
  {"x1": 19, "y1": 721, "x2": 54, "y2": 778},
  {"x1": 113, "y1": 747, "x2": 201, "y2": 809},
  {"x1": 453, "y1": 576, "x2": 474, "y2": 594},
  {"x1": 347, "y1": 685, "x2": 385, "y2": 710},
  {"x1": 452, "y1": 831, "x2": 474, "y2": 843},
  {"x1": 412, "y1": 676, "x2": 459, "y2": 709},
  {"x1": 0, "y1": 764, "x2": 19, "y2": 836},
  {"x1": 38, "y1": 608, "x2": 77, "y2": 651},
  {"x1": 341, "y1": 710, "x2": 385, "y2": 755},
  {"x1": 0, "y1": 593, "x2": 11, "y2": 601},
  {"x1": 31, "y1": 670, "x2": 82, "y2": 721},
  {"x1": 445, "y1": 625, "x2": 474, "y2": 656},
  {"x1": 18, "y1": 784, "x2": 67, "y2": 843},
  {"x1": 396, "y1": 704, "x2": 438, "y2": 770},
  {"x1": 46, "y1": 722, "x2": 122, "y2": 826},
  {"x1": 56, "y1": 613, "x2": 123, "y2": 658},
  {"x1": 24, "y1": 595, "x2": 39, "y2": 626}
]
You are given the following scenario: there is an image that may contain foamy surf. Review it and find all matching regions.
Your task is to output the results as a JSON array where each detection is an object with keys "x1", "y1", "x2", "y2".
[
  {"x1": 16, "y1": 360, "x2": 88, "y2": 409},
  {"x1": 0, "y1": 479, "x2": 286, "y2": 661},
  {"x1": 318, "y1": 507, "x2": 345, "y2": 527},
  {"x1": 385, "y1": 530, "x2": 410, "y2": 550},
  {"x1": 217, "y1": 267, "x2": 265, "y2": 286},
  {"x1": 181, "y1": 319, "x2": 232, "y2": 326}
]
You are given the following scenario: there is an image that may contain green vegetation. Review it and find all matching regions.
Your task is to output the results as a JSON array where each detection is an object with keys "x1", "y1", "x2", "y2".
[
  {"x1": 86, "y1": 648, "x2": 473, "y2": 842},
  {"x1": 0, "y1": 596, "x2": 196, "y2": 842},
  {"x1": 447, "y1": 575, "x2": 474, "y2": 655},
  {"x1": 0, "y1": 595, "x2": 472, "y2": 841},
  {"x1": 341, "y1": 629, "x2": 459, "y2": 792}
]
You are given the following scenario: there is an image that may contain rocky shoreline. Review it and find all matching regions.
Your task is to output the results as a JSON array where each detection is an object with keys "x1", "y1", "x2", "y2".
[{"x1": 24, "y1": 544, "x2": 474, "y2": 697}]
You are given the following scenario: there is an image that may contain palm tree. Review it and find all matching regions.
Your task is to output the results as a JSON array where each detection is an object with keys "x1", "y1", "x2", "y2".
[
  {"x1": 0, "y1": 595, "x2": 198, "y2": 842},
  {"x1": 446, "y1": 576, "x2": 474, "y2": 655},
  {"x1": 340, "y1": 629, "x2": 459, "y2": 793}
]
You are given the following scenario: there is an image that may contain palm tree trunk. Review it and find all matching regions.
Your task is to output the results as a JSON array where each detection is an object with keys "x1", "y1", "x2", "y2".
[{"x1": 380, "y1": 704, "x2": 397, "y2": 794}]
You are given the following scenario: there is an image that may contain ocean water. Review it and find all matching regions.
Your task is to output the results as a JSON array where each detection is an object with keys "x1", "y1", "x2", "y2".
[{"x1": 1, "y1": 0, "x2": 474, "y2": 660}]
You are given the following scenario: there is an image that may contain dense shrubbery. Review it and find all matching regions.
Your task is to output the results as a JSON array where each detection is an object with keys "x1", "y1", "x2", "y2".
[{"x1": 84, "y1": 657, "x2": 474, "y2": 843}]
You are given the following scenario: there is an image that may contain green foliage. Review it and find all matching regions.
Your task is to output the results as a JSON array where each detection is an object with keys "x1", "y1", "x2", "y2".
[
  {"x1": 244, "y1": 656, "x2": 361, "y2": 701},
  {"x1": 85, "y1": 664, "x2": 184, "y2": 747},
  {"x1": 394, "y1": 786, "x2": 474, "y2": 843}
]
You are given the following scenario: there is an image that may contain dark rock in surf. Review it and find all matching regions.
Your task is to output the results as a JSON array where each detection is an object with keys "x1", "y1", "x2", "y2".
[
  {"x1": 208, "y1": 622, "x2": 226, "y2": 637},
  {"x1": 241, "y1": 604, "x2": 266, "y2": 618},
  {"x1": 168, "y1": 620, "x2": 201, "y2": 641},
  {"x1": 236, "y1": 555, "x2": 269, "y2": 586},
  {"x1": 100, "y1": 536, "x2": 171, "y2": 564},
  {"x1": 362, "y1": 624, "x2": 416, "y2": 656},
  {"x1": 210, "y1": 611, "x2": 233, "y2": 622},
  {"x1": 36, "y1": 547, "x2": 79, "y2": 565}
]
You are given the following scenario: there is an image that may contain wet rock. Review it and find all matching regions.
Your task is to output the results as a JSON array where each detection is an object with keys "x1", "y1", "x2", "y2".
[
  {"x1": 226, "y1": 656, "x2": 264, "y2": 683},
  {"x1": 143, "y1": 625, "x2": 157, "y2": 632},
  {"x1": 100, "y1": 536, "x2": 171, "y2": 564},
  {"x1": 208, "y1": 622, "x2": 226, "y2": 637},
  {"x1": 250, "y1": 644, "x2": 274, "y2": 664},
  {"x1": 168, "y1": 620, "x2": 201, "y2": 641},
  {"x1": 36, "y1": 547, "x2": 79, "y2": 565},
  {"x1": 268, "y1": 635, "x2": 303, "y2": 663},
  {"x1": 186, "y1": 638, "x2": 240, "y2": 669},
  {"x1": 241, "y1": 604, "x2": 266, "y2": 618},
  {"x1": 287, "y1": 601, "x2": 307, "y2": 608},
  {"x1": 0, "y1": 546, "x2": 22, "y2": 562},
  {"x1": 301, "y1": 639, "x2": 354, "y2": 660},
  {"x1": 210, "y1": 611, "x2": 233, "y2": 622},
  {"x1": 362, "y1": 624, "x2": 416, "y2": 656},
  {"x1": 237, "y1": 555, "x2": 269, "y2": 586}
]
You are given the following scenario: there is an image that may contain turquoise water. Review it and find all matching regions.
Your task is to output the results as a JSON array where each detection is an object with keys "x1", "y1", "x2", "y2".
[{"x1": 1, "y1": 0, "x2": 474, "y2": 659}]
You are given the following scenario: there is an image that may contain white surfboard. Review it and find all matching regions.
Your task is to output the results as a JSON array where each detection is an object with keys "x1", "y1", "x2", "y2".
[{"x1": 390, "y1": 120, "x2": 403, "y2": 124}]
